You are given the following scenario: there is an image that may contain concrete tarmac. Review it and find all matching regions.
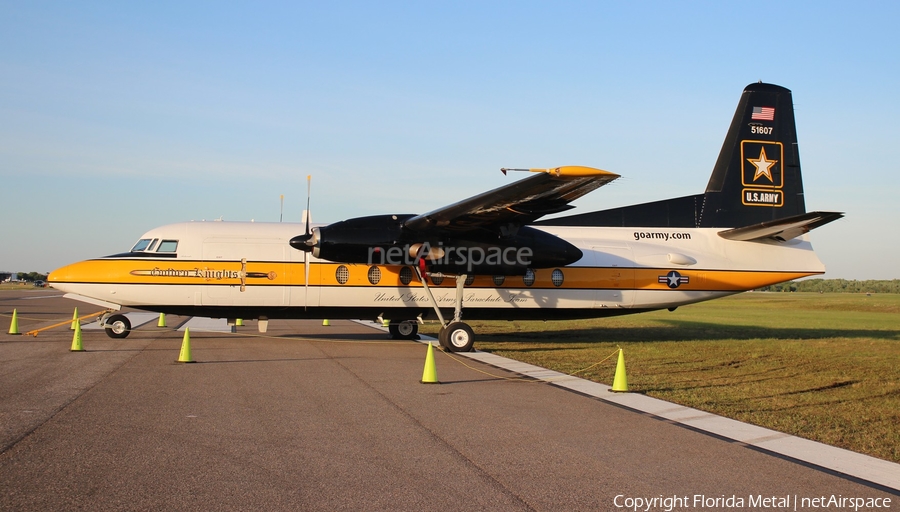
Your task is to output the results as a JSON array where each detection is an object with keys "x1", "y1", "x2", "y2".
[{"x1": 2, "y1": 290, "x2": 897, "y2": 511}]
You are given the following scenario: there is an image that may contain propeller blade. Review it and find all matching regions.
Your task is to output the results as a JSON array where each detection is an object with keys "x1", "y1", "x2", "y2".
[
  {"x1": 305, "y1": 175, "x2": 311, "y2": 309},
  {"x1": 305, "y1": 174, "x2": 311, "y2": 236}
]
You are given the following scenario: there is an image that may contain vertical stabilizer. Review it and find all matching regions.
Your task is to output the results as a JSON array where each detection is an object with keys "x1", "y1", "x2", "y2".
[{"x1": 700, "y1": 83, "x2": 806, "y2": 227}]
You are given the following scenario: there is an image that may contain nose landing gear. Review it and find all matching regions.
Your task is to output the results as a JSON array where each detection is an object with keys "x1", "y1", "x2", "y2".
[{"x1": 100, "y1": 313, "x2": 131, "y2": 339}]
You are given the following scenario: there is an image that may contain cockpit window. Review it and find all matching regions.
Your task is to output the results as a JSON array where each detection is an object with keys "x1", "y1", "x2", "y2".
[
  {"x1": 157, "y1": 240, "x2": 178, "y2": 253},
  {"x1": 147, "y1": 239, "x2": 159, "y2": 252},
  {"x1": 131, "y1": 239, "x2": 153, "y2": 252}
]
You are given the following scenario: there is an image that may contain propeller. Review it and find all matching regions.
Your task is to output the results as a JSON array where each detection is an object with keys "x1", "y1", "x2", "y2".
[
  {"x1": 303, "y1": 175, "x2": 311, "y2": 309},
  {"x1": 289, "y1": 177, "x2": 316, "y2": 252}
]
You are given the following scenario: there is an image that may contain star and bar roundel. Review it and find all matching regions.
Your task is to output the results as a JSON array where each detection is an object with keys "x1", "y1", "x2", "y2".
[
  {"x1": 658, "y1": 270, "x2": 689, "y2": 289},
  {"x1": 740, "y1": 140, "x2": 784, "y2": 207}
]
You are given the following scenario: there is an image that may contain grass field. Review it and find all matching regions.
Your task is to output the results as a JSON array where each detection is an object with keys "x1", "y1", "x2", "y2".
[
  {"x1": 0, "y1": 283, "x2": 47, "y2": 290},
  {"x1": 424, "y1": 293, "x2": 900, "y2": 463}
]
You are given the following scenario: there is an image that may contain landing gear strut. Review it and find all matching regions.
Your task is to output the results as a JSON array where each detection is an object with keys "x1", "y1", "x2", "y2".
[{"x1": 415, "y1": 268, "x2": 475, "y2": 352}]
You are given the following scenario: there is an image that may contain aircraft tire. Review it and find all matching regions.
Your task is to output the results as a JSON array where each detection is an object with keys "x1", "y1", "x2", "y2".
[
  {"x1": 105, "y1": 314, "x2": 131, "y2": 339},
  {"x1": 441, "y1": 322, "x2": 474, "y2": 352},
  {"x1": 437, "y1": 327, "x2": 451, "y2": 349},
  {"x1": 388, "y1": 320, "x2": 418, "y2": 340}
]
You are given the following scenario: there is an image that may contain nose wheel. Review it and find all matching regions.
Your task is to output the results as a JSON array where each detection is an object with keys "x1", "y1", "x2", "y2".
[{"x1": 101, "y1": 313, "x2": 131, "y2": 339}]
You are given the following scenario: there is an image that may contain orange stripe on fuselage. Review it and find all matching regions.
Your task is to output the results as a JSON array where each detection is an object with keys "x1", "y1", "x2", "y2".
[{"x1": 49, "y1": 259, "x2": 818, "y2": 292}]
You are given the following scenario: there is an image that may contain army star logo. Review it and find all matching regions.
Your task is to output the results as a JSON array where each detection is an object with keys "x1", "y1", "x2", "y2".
[
  {"x1": 658, "y1": 270, "x2": 689, "y2": 289},
  {"x1": 747, "y1": 147, "x2": 778, "y2": 183}
]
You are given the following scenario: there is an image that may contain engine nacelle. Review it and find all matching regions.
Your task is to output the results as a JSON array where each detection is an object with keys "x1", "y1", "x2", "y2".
[
  {"x1": 290, "y1": 214, "x2": 412, "y2": 263},
  {"x1": 290, "y1": 214, "x2": 583, "y2": 275}
]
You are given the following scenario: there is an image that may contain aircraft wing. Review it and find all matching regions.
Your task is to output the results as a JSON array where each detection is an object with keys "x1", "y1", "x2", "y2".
[
  {"x1": 717, "y1": 211, "x2": 845, "y2": 242},
  {"x1": 404, "y1": 166, "x2": 619, "y2": 234}
]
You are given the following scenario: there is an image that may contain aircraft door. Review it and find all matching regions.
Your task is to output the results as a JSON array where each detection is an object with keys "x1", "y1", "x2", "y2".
[
  {"x1": 591, "y1": 244, "x2": 635, "y2": 309},
  {"x1": 201, "y1": 239, "x2": 289, "y2": 306}
]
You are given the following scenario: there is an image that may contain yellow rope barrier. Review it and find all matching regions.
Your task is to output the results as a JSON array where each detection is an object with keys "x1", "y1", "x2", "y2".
[
  {"x1": 6, "y1": 310, "x2": 620, "y2": 385},
  {"x1": 434, "y1": 345, "x2": 621, "y2": 383},
  {"x1": 22, "y1": 310, "x2": 108, "y2": 337}
]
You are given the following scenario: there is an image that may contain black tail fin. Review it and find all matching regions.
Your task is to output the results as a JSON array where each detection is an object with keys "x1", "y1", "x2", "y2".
[
  {"x1": 535, "y1": 82, "x2": 812, "y2": 229},
  {"x1": 698, "y1": 82, "x2": 805, "y2": 227}
]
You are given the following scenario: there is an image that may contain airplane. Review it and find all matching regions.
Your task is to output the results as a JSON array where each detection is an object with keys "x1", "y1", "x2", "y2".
[{"x1": 49, "y1": 82, "x2": 843, "y2": 352}]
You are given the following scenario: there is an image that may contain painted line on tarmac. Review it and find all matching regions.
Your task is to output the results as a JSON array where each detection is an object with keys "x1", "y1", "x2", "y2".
[{"x1": 351, "y1": 319, "x2": 900, "y2": 492}]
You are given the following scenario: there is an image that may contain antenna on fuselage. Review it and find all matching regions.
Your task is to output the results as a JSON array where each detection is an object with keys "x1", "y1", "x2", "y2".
[{"x1": 280, "y1": 194, "x2": 284, "y2": 222}]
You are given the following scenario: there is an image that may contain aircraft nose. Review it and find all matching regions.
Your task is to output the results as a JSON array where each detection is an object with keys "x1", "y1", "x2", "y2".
[
  {"x1": 47, "y1": 260, "x2": 99, "y2": 289},
  {"x1": 47, "y1": 264, "x2": 71, "y2": 284},
  {"x1": 47, "y1": 262, "x2": 78, "y2": 291}
]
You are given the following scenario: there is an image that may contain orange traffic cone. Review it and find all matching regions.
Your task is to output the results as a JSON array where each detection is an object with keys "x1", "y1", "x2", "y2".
[
  {"x1": 177, "y1": 328, "x2": 195, "y2": 363},
  {"x1": 7, "y1": 309, "x2": 19, "y2": 335},
  {"x1": 611, "y1": 349, "x2": 628, "y2": 392},
  {"x1": 70, "y1": 321, "x2": 84, "y2": 352},
  {"x1": 420, "y1": 342, "x2": 439, "y2": 384}
]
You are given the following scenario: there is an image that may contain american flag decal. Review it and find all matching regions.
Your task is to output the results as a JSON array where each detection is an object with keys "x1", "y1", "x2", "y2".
[{"x1": 751, "y1": 106, "x2": 775, "y2": 121}]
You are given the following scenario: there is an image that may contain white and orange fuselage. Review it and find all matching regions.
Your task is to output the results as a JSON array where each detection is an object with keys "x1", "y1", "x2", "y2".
[{"x1": 49, "y1": 220, "x2": 824, "y2": 321}]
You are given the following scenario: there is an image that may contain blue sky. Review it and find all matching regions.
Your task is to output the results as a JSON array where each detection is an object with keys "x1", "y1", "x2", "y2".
[{"x1": 1, "y1": 2, "x2": 898, "y2": 279}]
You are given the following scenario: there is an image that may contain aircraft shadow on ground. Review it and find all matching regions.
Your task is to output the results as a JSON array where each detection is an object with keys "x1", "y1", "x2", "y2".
[{"x1": 475, "y1": 319, "x2": 900, "y2": 348}]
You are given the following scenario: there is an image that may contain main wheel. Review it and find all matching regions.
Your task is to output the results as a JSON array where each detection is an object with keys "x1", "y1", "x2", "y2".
[
  {"x1": 440, "y1": 322, "x2": 474, "y2": 352},
  {"x1": 104, "y1": 314, "x2": 131, "y2": 339},
  {"x1": 388, "y1": 320, "x2": 418, "y2": 340}
]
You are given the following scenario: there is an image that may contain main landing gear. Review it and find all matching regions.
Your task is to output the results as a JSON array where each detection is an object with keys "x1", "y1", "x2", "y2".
[
  {"x1": 388, "y1": 320, "x2": 419, "y2": 340},
  {"x1": 414, "y1": 268, "x2": 476, "y2": 352},
  {"x1": 438, "y1": 321, "x2": 474, "y2": 352}
]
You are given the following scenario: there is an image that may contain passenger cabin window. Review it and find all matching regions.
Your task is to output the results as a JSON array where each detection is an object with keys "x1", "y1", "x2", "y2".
[{"x1": 157, "y1": 240, "x2": 178, "y2": 253}]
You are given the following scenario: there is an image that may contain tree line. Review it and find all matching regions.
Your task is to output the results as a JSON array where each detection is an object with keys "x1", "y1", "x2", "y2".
[
  {"x1": 757, "y1": 279, "x2": 900, "y2": 294},
  {"x1": 16, "y1": 272, "x2": 49, "y2": 282}
]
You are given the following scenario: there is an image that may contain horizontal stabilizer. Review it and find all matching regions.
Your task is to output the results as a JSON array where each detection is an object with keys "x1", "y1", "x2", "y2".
[{"x1": 717, "y1": 211, "x2": 844, "y2": 242}]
